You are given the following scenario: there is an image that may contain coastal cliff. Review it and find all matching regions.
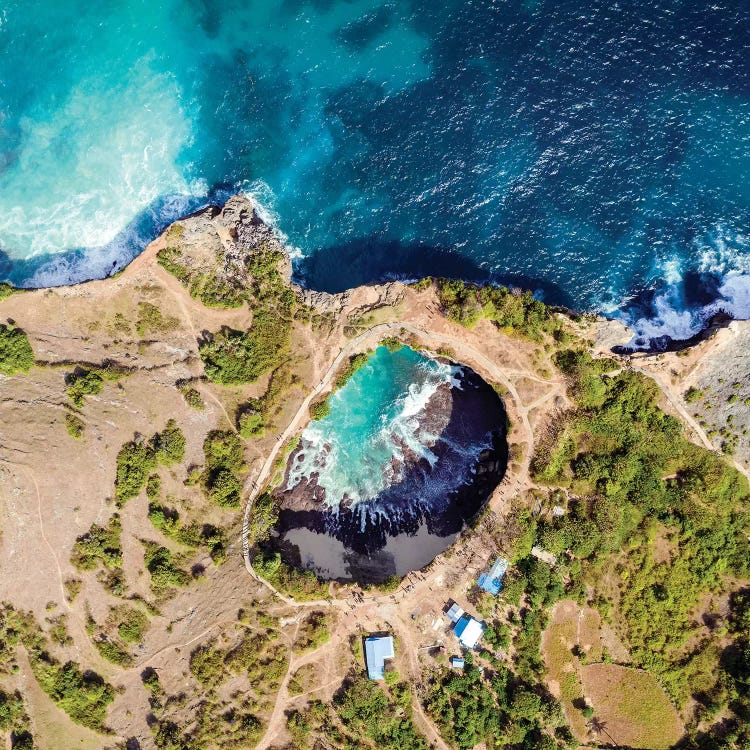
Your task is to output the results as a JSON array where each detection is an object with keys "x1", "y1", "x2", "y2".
[{"x1": 0, "y1": 195, "x2": 747, "y2": 748}]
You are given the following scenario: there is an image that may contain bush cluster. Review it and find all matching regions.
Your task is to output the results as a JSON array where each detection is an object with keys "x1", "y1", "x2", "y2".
[
  {"x1": 0, "y1": 323, "x2": 33, "y2": 376},
  {"x1": 114, "y1": 420, "x2": 186, "y2": 506},
  {"x1": 532, "y1": 348, "x2": 750, "y2": 707},
  {"x1": 201, "y1": 430, "x2": 244, "y2": 509}
]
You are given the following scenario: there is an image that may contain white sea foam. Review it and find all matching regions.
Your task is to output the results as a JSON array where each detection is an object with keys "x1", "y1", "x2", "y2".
[
  {"x1": 287, "y1": 355, "x2": 452, "y2": 510},
  {"x1": 622, "y1": 233, "x2": 750, "y2": 348},
  {"x1": 0, "y1": 56, "x2": 201, "y2": 286},
  {"x1": 239, "y1": 180, "x2": 304, "y2": 261}
]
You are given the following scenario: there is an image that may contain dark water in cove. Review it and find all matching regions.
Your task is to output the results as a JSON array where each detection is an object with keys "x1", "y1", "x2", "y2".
[
  {"x1": 2, "y1": 1, "x2": 750, "y2": 345},
  {"x1": 272, "y1": 346, "x2": 507, "y2": 581}
]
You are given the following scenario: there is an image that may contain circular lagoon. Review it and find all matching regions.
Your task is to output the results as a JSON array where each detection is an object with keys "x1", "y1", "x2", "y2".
[{"x1": 272, "y1": 345, "x2": 508, "y2": 583}]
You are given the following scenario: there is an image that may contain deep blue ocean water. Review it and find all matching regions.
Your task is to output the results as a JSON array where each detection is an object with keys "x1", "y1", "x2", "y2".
[{"x1": 2, "y1": 1, "x2": 750, "y2": 346}]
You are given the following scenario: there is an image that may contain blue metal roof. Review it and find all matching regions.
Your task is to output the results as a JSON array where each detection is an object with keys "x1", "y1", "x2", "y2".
[
  {"x1": 477, "y1": 557, "x2": 509, "y2": 596},
  {"x1": 364, "y1": 636, "x2": 395, "y2": 680}
]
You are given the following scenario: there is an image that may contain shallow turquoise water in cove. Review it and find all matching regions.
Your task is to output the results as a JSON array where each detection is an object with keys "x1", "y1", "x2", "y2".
[
  {"x1": 277, "y1": 344, "x2": 507, "y2": 577},
  {"x1": 3, "y1": 1, "x2": 750, "y2": 346},
  {"x1": 287, "y1": 345, "x2": 456, "y2": 508}
]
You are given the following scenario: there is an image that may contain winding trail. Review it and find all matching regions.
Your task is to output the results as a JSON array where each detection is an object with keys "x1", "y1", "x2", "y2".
[
  {"x1": 630, "y1": 362, "x2": 750, "y2": 483},
  {"x1": 24, "y1": 467, "x2": 69, "y2": 610}
]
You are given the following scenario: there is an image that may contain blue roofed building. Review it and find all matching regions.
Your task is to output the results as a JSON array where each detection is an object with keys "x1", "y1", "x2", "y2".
[
  {"x1": 453, "y1": 616, "x2": 484, "y2": 649},
  {"x1": 477, "y1": 557, "x2": 509, "y2": 596},
  {"x1": 450, "y1": 657, "x2": 465, "y2": 669},
  {"x1": 364, "y1": 636, "x2": 395, "y2": 680}
]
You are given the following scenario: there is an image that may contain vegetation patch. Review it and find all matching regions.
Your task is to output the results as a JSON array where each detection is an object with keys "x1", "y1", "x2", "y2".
[
  {"x1": 246, "y1": 492, "x2": 279, "y2": 546},
  {"x1": 0, "y1": 323, "x2": 33, "y2": 376},
  {"x1": 335, "y1": 676, "x2": 427, "y2": 750},
  {"x1": 157, "y1": 243, "x2": 246, "y2": 310},
  {"x1": 64, "y1": 412, "x2": 85, "y2": 439},
  {"x1": 64, "y1": 363, "x2": 128, "y2": 407},
  {"x1": 143, "y1": 542, "x2": 191, "y2": 597},
  {"x1": 148, "y1": 501, "x2": 228, "y2": 564},
  {"x1": 70, "y1": 515, "x2": 122, "y2": 572},
  {"x1": 114, "y1": 420, "x2": 185, "y2": 506},
  {"x1": 178, "y1": 381, "x2": 204, "y2": 409},
  {"x1": 253, "y1": 551, "x2": 328, "y2": 601},
  {"x1": 435, "y1": 279, "x2": 563, "y2": 341},
  {"x1": 195, "y1": 243, "x2": 296, "y2": 384},
  {"x1": 293, "y1": 611, "x2": 331, "y2": 654},
  {"x1": 425, "y1": 658, "x2": 565, "y2": 749},
  {"x1": 135, "y1": 301, "x2": 179, "y2": 337},
  {"x1": 237, "y1": 362, "x2": 296, "y2": 438},
  {"x1": 0, "y1": 604, "x2": 114, "y2": 733},
  {"x1": 0, "y1": 689, "x2": 34, "y2": 749},
  {"x1": 201, "y1": 430, "x2": 245, "y2": 508},
  {"x1": 0, "y1": 283, "x2": 16, "y2": 301},
  {"x1": 531, "y1": 349, "x2": 750, "y2": 707}
]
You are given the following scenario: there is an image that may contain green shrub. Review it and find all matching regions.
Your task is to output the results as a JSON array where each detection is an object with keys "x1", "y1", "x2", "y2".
[
  {"x1": 143, "y1": 543, "x2": 190, "y2": 596},
  {"x1": 435, "y1": 279, "x2": 561, "y2": 341},
  {"x1": 136, "y1": 302, "x2": 179, "y2": 337},
  {"x1": 293, "y1": 611, "x2": 330, "y2": 654},
  {"x1": 70, "y1": 515, "x2": 122, "y2": 571},
  {"x1": 247, "y1": 492, "x2": 278, "y2": 545},
  {"x1": 0, "y1": 324, "x2": 33, "y2": 376},
  {"x1": 65, "y1": 413, "x2": 85, "y2": 439},
  {"x1": 180, "y1": 385, "x2": 204, "y2": 409},
  {"x1": 150, "y1": 419, "x2": 186, "y2": 466},
  {"x1": 114, "y1": 441, "x2": 155, "y2": 506},
  {"x1": 253, "y1": 551, "x2": 328, "y2": 601},
  {"x1": 207, "y1": 468, "x2": 242, "y2": 508},
  {"x1": 309, "y1": 398, "x2": 331, "y2": 421},
  {"x1": 189, "y1": 642, "x2": 225, "y2": 687},
  {"x1": 146, "y1": 473, "x2": 161, "y2": 500},
  {"x1": 0, "y1": 283, "x2": 16, "y2": 301},
  {"x1": 94, "y1": 638, "x2": 132, "y2": 666},
  {"x1": 380, "y1": 336, "x2": 404, "y2": 352},
  {"x1": 237, "y1": 362, "x2": 295, "y2": 438},
  {"x1": 116, "y1": 607, "x2": 148, "y2": 644},
  {"x1": 65, "y1": 369, "x2": 104, "y2": 407},
  {"x1": 202, "y1": 430, "x2": 245, "y2": 508},
  {"x1": 30, "y1": 658, "x2": 114, "y2": 731},
  {"x1": 114, "y1": 421, "x2": 184, "y2": 506},
  {"x1": 532, "y1": 349, "x2": 750, "y2": 704},
  {"x1": 335, "y1": 676, "x2": 427, "y2": 750},
  {"x1": 199, "y1": 323, "x2": 287, "y2": 385},
  {"x1": 684, "y1": 386, "x2": 704, "y2": 403}
]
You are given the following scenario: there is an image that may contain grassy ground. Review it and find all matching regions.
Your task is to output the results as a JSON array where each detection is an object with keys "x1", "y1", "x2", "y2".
[
  {"x1": 581, "y1": 663, "x2": 684, "y2": 749},
  {"x1": 541, "y1": 602, "x2": 588, "y2": 740}
]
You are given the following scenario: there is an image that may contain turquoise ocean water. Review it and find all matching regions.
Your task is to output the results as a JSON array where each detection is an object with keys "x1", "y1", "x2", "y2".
[
  {"x1": 278, "y1": 345, "x2": 507, "y2": 574},
  {"x1": 287, "y1": 345, "x2": 458, "y2": 509},
  {"x1": 2, "y1": 1, "x2": 750, "y2": 346}
]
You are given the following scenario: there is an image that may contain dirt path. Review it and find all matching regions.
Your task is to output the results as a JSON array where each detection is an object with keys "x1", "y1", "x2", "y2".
[
  {"x1": 630, "y1": 363, "x2": 750, "y2": 483},
  {"x1": 24, "y1": 467, "x2": 69, "y2": 610}
]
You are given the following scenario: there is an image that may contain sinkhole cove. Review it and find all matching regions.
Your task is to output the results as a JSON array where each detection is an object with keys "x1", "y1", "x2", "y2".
[{"x1": 270, "y1": 344, "x2": 508, "y2": 583}]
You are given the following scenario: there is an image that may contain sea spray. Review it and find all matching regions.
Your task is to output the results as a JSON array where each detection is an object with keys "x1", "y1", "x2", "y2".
[{"x1": 273, "y1": 345, "x2": 508, "y2": 581}]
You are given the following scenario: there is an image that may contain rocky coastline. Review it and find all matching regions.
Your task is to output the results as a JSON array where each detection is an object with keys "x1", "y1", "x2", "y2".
[{"x1": 270, "y1": 363, "x2": 509, "y2": 582}]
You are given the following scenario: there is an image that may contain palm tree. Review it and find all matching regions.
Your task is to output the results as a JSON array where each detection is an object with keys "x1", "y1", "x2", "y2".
[{"x1": 587, "y1": 716, "x2": 618, "y2": 747}]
